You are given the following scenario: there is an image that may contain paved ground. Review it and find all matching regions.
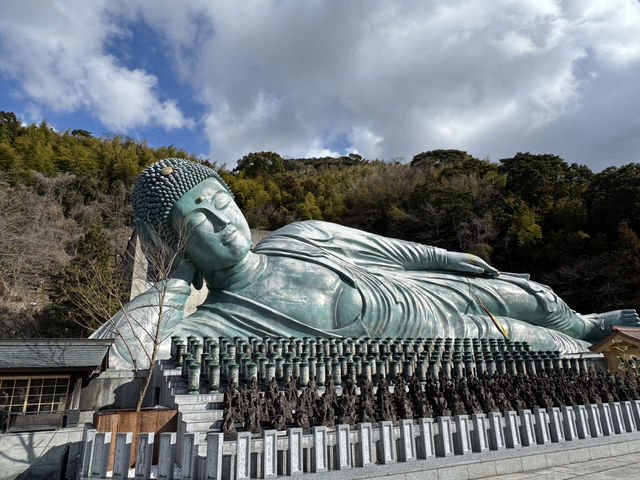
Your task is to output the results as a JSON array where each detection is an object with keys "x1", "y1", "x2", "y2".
[{"x1": 490, "y1": 452, "x2": 640, "y2": 479}]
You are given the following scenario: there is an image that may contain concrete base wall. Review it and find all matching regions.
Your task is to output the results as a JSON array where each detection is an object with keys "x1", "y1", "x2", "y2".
[
  {"x1": 304, "y1": 433, "x2": 640, "y2": 480},
  {"x1": 0, "y1": 427, "x2": 84, "y2": 480},
  {"x1": 80, "y1": 369, "x2": 154, "y2": 411}
]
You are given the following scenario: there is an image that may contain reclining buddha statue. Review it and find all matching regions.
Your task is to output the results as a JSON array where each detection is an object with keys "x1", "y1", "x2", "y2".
[{"x1": 92, "y1": 158, "x2": 639, "y2": 367}]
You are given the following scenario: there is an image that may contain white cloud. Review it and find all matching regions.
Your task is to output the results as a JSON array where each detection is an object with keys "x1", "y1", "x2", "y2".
[
  {"x1": 2, "y1": 0, "x2": 640, "y2": 170},
  {"x1": 0, "y1": 0, "x2": 193, "y2": 131},
  {"x1": 164, "y1": 0, "x2": 640, "y2": 167},
  {"x1": 347, "y1": 127, "x2": 384, "y2": 160},
  {"x1": 300, "y1": 139, "x2": 341, "y2": 159}
]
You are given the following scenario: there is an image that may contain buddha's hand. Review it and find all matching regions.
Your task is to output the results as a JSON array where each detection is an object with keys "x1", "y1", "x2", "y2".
[
  {"x1": 445, "y1": 252, "x2": 499, "y2": 277},
  {"x1": 170, "y1": 255, "x2": 198, "y2": 285}
]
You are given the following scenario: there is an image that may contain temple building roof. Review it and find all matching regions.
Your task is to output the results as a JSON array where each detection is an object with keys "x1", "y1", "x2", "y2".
[
  {"x1": 0, "y1": 338, "x2": 113, "y2": 373},
  {"x1": 589, "y1": 326, "x2": 640, "y2": 353}
]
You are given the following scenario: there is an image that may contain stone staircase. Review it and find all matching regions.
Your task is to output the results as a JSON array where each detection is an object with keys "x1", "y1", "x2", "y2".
[{"x1": 156, "y1": 360, "x2": 225, "y2": 459}]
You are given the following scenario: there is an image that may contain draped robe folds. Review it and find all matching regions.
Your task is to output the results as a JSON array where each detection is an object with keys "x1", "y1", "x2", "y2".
[{"x1": 93, "y1": 220, "x2": 590, "y2": 368}]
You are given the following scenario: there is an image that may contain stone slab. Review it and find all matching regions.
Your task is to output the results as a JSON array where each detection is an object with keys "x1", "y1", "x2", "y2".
[
  {"x1": 467, "y1": 461, "x2": 497, "y2": 479},
  {"x1": 495, "y1": 457, "x2": 523, "y2": 475},
  {"x1": 438, "y1": 464, "x2": 469, "y2": 480},
  {"x1": 589, "y1": 444, "x2": 612, "y2": 460},
  {"x1": 544, "y1": 450, "x2": 570, "y2": 467},
  {"x1": 520, "y1": 453, "x2": 547, "y2": 470}
]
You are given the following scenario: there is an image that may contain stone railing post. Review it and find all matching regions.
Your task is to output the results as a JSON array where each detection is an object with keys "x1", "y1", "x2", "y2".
[
  {"x1": 378, "y1": 420, "x2": 397, "y2": 464},
  {"x1": 134, "y1": 432, "x2": 154, "y2": 480},
  {"x1": 435, "y1": 417, "x2": 454, "y2": 457},
  {"x1": 261, "y1": 429, "x2": 278, "y2": 478},
  {"x1": 487, "y1": 412, "x2": 505, "y2": 450},
  {"x1": 621, "y1": 401, "x2": 636, "y2": 432},
  {"x1": 288, "y1": 427, "x2": 303, "y2": 476},
  {"x1": 78, "y1": 428, "x2": 96, "y2": 479},
  {"x1": 336, "y1": 424, "x2": 351, "y2": 469},
  {"x1": 573, "y1": 405, "x2": 591, "y2": 439},
  {"x1": 518, "y1": 410, "x2": 535, "y2": 447},
  {"x1": 471, "y1": 413, "x2": 489, "y2": 453},
  {"x1": 158, "y1": 432, "x2": 177, "y2": 480},
  {"x1": 206, "y1": 432, "x2": 224, "y2": 480},
  {"x1": 598, "y1": 403, "x2": 614, "y2": 436},
  {"x1": 181, "y1": 432, "x2": 199, "y2": 480},
  {"x1": 503, "y1": 411, "x2": 521, "y2": 449},
  {"x1": 609, "y1": 402, "x2": 625, "y2": 434},
  {"x1": 357, "y1": 423, "x2": 375, "y2": 467},
  {"x1": 399, "y1": 419, "x2": 417, "y2": 461},
  {"x1": 561, "y1": 406, "x2": 578, "y2": 441},
  {"x1": 585, "y1": 404, "x2": 603, "y2": 438},
  {"x1": 631, "y1": 400, "x2": 640, "y2": 428},
  {"x1": 533, "y1": 408, "x2": 551, "y2": 445},
  {"x1": 90, "y1": 431, "x2": 111, "y2": 479},
  {"x1": 236, "y1": 431, "x2": 252, "y2": 480},
  {"x1": 112, "y1": 432, "x2": 132, "y2": 480},
  {"x1": 312, "y1": 426, "x2": 328, "y2": 473},
  {"x1": 417, "y1": 418, "x2": 436, "y2": 459},
  {"x1": 547, "y1": 407, "x2": 565, "y2": 443}
]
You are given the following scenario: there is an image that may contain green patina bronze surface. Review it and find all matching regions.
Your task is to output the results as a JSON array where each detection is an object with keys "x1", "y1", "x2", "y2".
[{"x1": 92, "y1": 159, "x2": 639, "y2": 368}]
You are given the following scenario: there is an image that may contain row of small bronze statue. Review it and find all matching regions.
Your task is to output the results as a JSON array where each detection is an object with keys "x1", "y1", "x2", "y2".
[{"x1": 221, "y1": 370, "x2": 639, "y2": 435}]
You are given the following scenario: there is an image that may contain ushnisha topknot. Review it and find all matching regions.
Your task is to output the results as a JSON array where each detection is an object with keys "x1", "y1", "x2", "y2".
[{"x1": 133, "y1": 158, "x2": 233, "y2": 244}]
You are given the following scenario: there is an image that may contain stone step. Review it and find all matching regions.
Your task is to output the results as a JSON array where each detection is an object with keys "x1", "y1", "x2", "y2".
[
  {"x1": 177, "y1": 402, "x2": 223, "y2": 412},
  {"x1": 161, "y1": 367, "x2": 182, "y2": 376},
  {"x1": 180, "y1": 410, "x2": 224, "y2": 423},
  {"x1": 172, "y1": 388, "x2": 227, "y2": 396},
  {"x1": 164, "y1": 376, "x2": 188, "y2": 388},
  {"x1": 182, "y1": 419, "x2": 223, "y2": 432},
  {"x1": 173, "y1": 393, "x2": 224, "y2": 404},
  {"x1": 172, "y1": 388, "x2": 190, "y2": 395},
  {"x1": 165, "y1": 376, "x2": 187, "y2": 385}
]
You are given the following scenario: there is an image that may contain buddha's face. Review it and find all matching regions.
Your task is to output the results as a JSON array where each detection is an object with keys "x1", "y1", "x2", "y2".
[{"x1": 169, "y1": 178, "x2": 252, "y2": 270}]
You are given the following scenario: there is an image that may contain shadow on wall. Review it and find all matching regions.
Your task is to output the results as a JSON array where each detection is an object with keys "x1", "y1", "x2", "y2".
[
  {"x1": 80, "y1": 369, "x2": 154, "y2": 411},
  {"x1": 0, "y1": 431, "x2": 80, "y2": 480}
]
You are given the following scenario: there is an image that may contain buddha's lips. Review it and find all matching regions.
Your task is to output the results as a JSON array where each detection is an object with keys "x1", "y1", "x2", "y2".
[{"x1": 222, "y1": 227, "x2": 237, "y2": 244}]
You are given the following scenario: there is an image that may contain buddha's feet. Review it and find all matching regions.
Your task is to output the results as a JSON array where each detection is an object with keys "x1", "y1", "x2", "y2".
[{"x1": 584, "y1": 309, "x2": 640, "y2": 340}]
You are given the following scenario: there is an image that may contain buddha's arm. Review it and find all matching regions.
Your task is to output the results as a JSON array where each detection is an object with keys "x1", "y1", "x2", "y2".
[
  {"x1": 337, "y1": 227, "x2": 498, "y2": 275},
  {"x1": 265, "y1": 220, "x2": 497, "y2": 275}
]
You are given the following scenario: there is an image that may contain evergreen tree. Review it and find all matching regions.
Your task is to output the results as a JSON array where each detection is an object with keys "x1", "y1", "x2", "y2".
[{"x1": 47, "y1": 224, "x2": 127, "y2": 336}]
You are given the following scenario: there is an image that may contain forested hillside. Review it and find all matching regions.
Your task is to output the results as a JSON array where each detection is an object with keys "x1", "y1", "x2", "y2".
[{"x1": 1, "y1": 111, "x2": 638, "y2": 338}]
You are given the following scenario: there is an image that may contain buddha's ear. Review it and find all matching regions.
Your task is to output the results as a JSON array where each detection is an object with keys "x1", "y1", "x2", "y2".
[
  {"x1": 135, "y1": 219, "x2": 163, "y2": 251},
  {"x1": 193, "y1": 271, "x2": 203, "y2": 290}
]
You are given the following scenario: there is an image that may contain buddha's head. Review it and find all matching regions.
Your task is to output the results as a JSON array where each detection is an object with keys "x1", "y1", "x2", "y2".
[{"x1": 133, "y1": 158, "x2": 252, "y2": 272}]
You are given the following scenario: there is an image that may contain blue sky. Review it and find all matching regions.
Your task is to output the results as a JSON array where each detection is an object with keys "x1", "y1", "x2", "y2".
[{"x1": 1, "y1": 1, "x2": 639, "y2": 170}]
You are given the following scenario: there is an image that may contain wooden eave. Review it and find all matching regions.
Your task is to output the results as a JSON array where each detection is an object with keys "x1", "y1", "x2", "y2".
[{"x1": 589, "y1": 327, "x2": 640, "y2": 354}]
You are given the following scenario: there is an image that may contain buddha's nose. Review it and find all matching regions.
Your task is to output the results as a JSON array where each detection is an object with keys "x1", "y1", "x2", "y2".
[{"x1": 203, "y1": 208, "x2": 230, "y2": 231}]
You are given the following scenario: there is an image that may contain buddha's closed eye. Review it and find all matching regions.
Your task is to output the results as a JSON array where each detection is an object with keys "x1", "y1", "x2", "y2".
[{"x1": 213, "y1": 191, "x2": 232, "y2": 209}]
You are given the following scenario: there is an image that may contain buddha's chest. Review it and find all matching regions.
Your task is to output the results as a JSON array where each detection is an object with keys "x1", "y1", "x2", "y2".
[{"x1": 235, "y1": 256, "x2": 362, "y2": 330}]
